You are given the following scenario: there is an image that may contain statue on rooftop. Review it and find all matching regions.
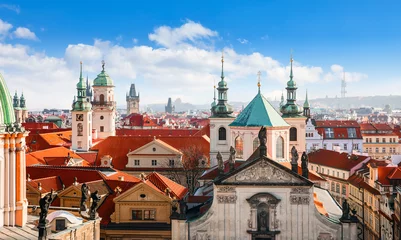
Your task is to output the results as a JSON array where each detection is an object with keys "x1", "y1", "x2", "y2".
[
  {"x1": 341, "y1": 199, "x2": 351, "y2": 221},
  {"x1": 228, "y1": 146, "x2": 236, "y2": 171},
  {"x1": 39, "y1": 189, "x2": 57, "y2": 225},
  {"x1": 89, "y1": 190, "x2": 102, "y2": 220},
  {"x1": 258, "y1": 127, "x2": 267, "y2": 157},
  {"x1": 80, "y1": 183, "x2": 89, "y2": 212},
  {"x1": 217, "y1": 152, "x2": 224, "y2": 175}
]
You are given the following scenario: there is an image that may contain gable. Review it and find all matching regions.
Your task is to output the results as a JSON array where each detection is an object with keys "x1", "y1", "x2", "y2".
[
  {"x1": 114, "y1": 182, "x2": 170, "y2": 203},
  {"x1": 127, "y1": 139, "x2": 182, "y2": 156},
  {"x1": 217, "y1": 157, "x2": 313, "y2": 186},
  {"x1": 58, "y1": 185, "x2": 81, "y2": 198}
]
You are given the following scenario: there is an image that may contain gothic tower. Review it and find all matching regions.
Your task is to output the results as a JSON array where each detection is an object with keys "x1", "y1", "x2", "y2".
[
  {"x1": 72, "y1": 62, "x2": 93, "y2": 151},
  {"x1": 280, "y1": 54, "x2": 306, "y2": 157},
  {"x1": 126, "y1": 83, "x2": 140, "y2": 114},
  {"x1": 92, "y1": 61, "x2": 116, "y2": 139},
  {"x1": 13, "y1": 91, "x2": 22, "y2": 123},
  {"x1": 303, "y1": 90, "x2": 310, "y2": 118},
  {"x1": 0, "y1": 73, "x2": 29, "y2": 227},
  {"x1": 209, "y1": 51, "x2": 235, "y2": 166}
]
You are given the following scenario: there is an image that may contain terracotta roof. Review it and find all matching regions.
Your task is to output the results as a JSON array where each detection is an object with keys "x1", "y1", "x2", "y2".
[
  {"x1": 116, "y1": 128, "x2": 206, "y2": 137},
  {"x1": 22, "y1": 122, "x2": 59, "y2": 129},
  {"x1": 145, "y1": 172, "x2": 188, "y2": 199},
  {"x1": 199, "y1": 160, "x2": 244, "y2": 180},
  {"x1": 91, "y1": 136, "x2": 210, "y2": 170},
  {"x1": 27, "y1": 176, "x2": 64, "y2": 193},
  {"x1": 359, "y1": 123, "x2": 376, "y2": 131},
  {"x1": 308, "y1": 149, "x2": 369, "y2": 171},
  {"x1": 347, "y1": 174, "x2": 381, "y2": 195},
  {"x1": 76, "y1": 152, "x2": 98, "y2": 165},
  {"x1": 377, "y1": 167, "x2": 397, "y2": 185},
  {"x1": 314, "y1": 120, "x2": 362, "y2": 139},
  {"x1": 315, "y1": 120, "x2": 360, "y2": 128},
  {"x1": 26, "y1": 146, "x2": 85, "y2": 166}
]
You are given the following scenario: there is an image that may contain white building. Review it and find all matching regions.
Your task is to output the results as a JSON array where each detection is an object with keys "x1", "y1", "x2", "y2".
[{"x1": 305, "y1": 119, "x2": 363, "y2": 154}]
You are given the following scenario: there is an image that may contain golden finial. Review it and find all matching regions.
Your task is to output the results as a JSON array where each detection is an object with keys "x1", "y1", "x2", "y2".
[{"x1": 257, "y1": 71, "x2": 261, "y2": 92}]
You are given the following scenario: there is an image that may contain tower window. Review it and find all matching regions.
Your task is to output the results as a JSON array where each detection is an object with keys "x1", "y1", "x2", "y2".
[
  {"x1": 235, "y1": 136, "x2": 243, "y2": 159},
  {"x1": 100, "y1": 116, "x2": 104, "y2": 120},
  {"x1": 276, "y1": 136, "x2": 284, "y2": 158},
  {"x1": 218, "y1": 127, "x2": 226, "y2": 140},
  {"x1": 55, "y1": 219, "x2": 66, "y2": 231},
  {"x1": 99, "y1": 94, "x2": 105, "y2": 104},
  {"x1": 77, "y1": 123, "x2": 83, "y2": 136},
  {"x1": 290, "y1": 127, "x2": 297, "y2": 141},
  {"x1": 100, "y1": 126, "x2": 104, "y2": 132}
]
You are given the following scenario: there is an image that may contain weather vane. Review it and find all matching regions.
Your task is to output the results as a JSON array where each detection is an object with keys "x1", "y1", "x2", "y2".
[{"x1": 101, "y1": 60, "x2": 105, "y2": 71}]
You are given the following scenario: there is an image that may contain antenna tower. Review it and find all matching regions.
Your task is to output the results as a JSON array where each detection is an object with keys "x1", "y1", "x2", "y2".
[{"x1": 341, "y1": 72, "x2": 347, "y2": 98}]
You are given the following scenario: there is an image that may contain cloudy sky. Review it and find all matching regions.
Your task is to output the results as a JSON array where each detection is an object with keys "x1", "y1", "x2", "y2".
[{"x1": 0, "y1": 1, "x2": 400, "y2": 110}]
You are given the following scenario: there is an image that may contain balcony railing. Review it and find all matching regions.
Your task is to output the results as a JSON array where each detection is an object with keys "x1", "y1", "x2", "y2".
[{"x1": 91, "y1": 101, "x2": 116, "y2": 107}]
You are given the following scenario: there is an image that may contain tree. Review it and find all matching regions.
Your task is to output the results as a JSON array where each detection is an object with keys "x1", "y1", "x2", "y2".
[{"x1": 165, "y1": 145, "x2": 208, "y2": 195}]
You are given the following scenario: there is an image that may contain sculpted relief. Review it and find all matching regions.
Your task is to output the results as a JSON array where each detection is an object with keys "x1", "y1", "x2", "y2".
[{"x1": 225, "y1": 159, "x2": 302, "y2": 184}]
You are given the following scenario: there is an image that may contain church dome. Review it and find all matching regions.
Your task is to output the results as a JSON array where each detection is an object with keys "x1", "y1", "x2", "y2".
[
  {"x1": 280, "y1": 103, "x2": 303, "y2": 117},
  {"x1": 93, "y1": 70, "x2": 114, "y2": 86},
  {"x1": 0, "y1": 73, "x2": 16, "y2": 125},
  {"x1": 218, "y1": 79, "x2": 227, "y2": 88}
]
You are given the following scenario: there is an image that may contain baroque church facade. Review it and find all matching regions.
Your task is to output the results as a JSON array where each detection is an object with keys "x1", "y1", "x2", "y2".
[{"x1": 210, "y1": 54, "x2": 306, "y2": 166}]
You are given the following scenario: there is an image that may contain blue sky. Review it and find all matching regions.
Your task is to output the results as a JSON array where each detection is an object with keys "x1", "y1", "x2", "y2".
[{"x1": 0, "y1": 0, "x2": 400, "y2": 109}]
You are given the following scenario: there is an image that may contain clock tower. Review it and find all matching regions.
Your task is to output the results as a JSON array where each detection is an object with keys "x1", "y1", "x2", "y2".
[{"x1": 72, "y1": 62, "x2": 93, "y2": 151}]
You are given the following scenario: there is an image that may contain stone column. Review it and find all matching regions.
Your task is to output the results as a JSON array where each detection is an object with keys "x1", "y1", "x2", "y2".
[
  {"x1": 15, "y1": 132, "x2": 28, "y2": 227},
  {"x1": 3, "y1": 134, "x2": 10, "y2": 226},
  {"x1": 9, "y1": 134, "x2": 16, "y2": 226},
  {"x1": 251, "y1": 208, "x2": 257, "y2": 231},
  {"x1": 0, "y1": 136, "x2": 4, "y2": 227}
]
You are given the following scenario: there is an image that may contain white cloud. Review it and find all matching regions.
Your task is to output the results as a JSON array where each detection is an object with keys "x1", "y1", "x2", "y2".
[
  {"x1": 132, "y1": 38, "x2": 138, "y2": 44},
  {"x1": 0, "y1": 19, "x2": 13, "y2": 37},
  {"x1": 0, "y1": 20, "x2": 369, "y2": 109},
  {"x1": 148, "y1": 19, "x2": 218, "y2": 48},
  {"x1": 237, "y1": 38, "x2": 249, "y2": 44},
  {"x1": 0, "y1": 4, "x2": 20, "y2": 14},
  {"x1": 323, "y1": 64, "x2": 368, "y2": 82},
  {"x1": 13, "y1": 27, "x2": 38, "y2": 40}
]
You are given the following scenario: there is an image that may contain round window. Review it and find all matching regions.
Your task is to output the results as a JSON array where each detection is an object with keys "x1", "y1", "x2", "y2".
[
  {"x1": 152, "y1": 147, "x2": 156, "y2": 152},
  {"x1": 140, "y1": 194, "x2": 146, "y2": 198},
  {"x1": 100, "y1": 116, "x2": 104, "y2": 120}
]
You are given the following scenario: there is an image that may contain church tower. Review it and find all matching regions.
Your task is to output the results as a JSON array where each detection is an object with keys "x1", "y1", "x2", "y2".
[
  {"x1": 92, "y1": 61, "x2": 116, "y2": 139},
  {"x1": 126, "y1": 83, "x2": 140, "y2": 114},
  {"x1": 209, "y1": 51, "x2": 235, "y2": 166},
  {"x1": 0, "y1": 73, "x2": 29, "y2": 227},
  {"x1": 13, "y1": 91, "x2": 22, "y2": 123},
  {"x1": 280, "y1": 54, "x2": 306, "y2": 157},
  {"x1": 72, "y1": 62, "x2": 93, "y2": 151},
  {"x1": 303, "y1": 90, "x2": 310, "y2": 118}
]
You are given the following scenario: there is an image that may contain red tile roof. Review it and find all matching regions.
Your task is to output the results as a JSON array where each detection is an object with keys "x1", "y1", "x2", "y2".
[
  {"x1": 145, "y1": 172, "x2": 188, "y2": 199},
  {"x1": 26, "y1": 146, "x2": 85, "y2": 166},
  {"x1": 347, "y1": 174, "x2": 381, "y2": 195},
  {"x1": 314, "y1": 120, "x2": 362, "y2": 139},
  {"x1": 91, "y1": 136, "x2": 210, "y2": 170},
  {"x1": 76, "y1": 152, "x2": 98, "y2": 165},
  {"x1": 377, "y1": 167, "x2": 398, "y2": 185},
  {"x1": 388, "y1": 167, "x2": 401, "y2": 180},
  {"x1": 360, "y1": 123, "x2": 376, "y2": 132},
  {"x1": 116, "y1": 128, "x2": 206, "y2": 137},
  {"x1": 27, "y1": 176, "x2": 64, "y2": 193},
  {"x1": 23, "y1": 122, "x2": 59, "y2": 130},
  {"x1": 308, "y1": 149, "x2": 369, "y2": 171},
  {"x1": 199, "y1": 160, "x2": 244, "y2": 180}
]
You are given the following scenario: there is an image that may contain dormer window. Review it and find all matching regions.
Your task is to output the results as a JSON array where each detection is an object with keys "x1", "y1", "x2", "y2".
[{"x1": 55, "y1": 219, "x2": 66, "y2": 231}]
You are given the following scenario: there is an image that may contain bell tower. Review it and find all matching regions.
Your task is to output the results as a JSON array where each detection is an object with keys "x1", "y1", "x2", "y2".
[
  {"x1": 126, "y1": 83, "x2": 140, "y2": 114},
  {"x1": 72, "y1": 62, "x2": 93, "y2": 151},
  {"x1": 92, "y1": 61, "x2": 116, "y2": 139},
  {"x1": 209, "y1": 51, "x2": 235, "y2": 166}
]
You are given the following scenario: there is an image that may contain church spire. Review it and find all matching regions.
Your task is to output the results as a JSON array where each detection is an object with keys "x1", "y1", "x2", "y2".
[
  {"x1": 290, "y1": 52, "x2": 294, "y2": 81},
  {"x1": 304, "y1": 90, "x2": 309, "y2": 108},
  {"x1": 221, "y1": 50, "x2": 224, "y2": 80}
]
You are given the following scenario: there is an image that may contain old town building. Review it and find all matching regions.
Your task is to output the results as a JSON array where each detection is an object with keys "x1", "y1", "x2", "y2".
[
  {"x1": 126, "y1": 83, "x2": 140, "y2": 115},
  {"x1": 360, "y1": 123, "x2": 401, "y2": 159}
]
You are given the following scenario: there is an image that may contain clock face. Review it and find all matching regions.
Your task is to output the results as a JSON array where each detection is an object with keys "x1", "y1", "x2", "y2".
[{"x1": 76, "y1": 114, "x2": 84, "y2": 121}]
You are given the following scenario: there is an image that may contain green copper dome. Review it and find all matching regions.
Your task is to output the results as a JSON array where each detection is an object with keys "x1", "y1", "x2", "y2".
[
  {"x1": 72, "y1": 62, "x2": 92, "y2": 112},
  {"x1": 0, "y1": 73, "x2": 16, "y2": 126},
  {"x1": 230, "y1": 92, "x2": 289, "y2": 127},
  {"x1": 93, "y1": 63, "x2": 114, "y2": 86}
]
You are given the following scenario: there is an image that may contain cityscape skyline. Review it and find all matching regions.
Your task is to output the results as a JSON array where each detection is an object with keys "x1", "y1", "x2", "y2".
[{"x1": 0, "y1": 1, "x2": 400, "y2": 109}]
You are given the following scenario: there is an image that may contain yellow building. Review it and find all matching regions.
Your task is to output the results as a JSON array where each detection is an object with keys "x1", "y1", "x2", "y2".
[{"x1": 360, "y1": 123, "x2": 400, "y2": 159}]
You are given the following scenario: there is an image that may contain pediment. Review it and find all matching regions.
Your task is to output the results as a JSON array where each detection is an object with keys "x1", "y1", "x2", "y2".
[
  {"x1": 114, "y1": 182, "x2": 171, "y2": 203},
  {"x1": 58, "y1": 185, "x2": 81, "y2": 198},
  {"x1": 219, "y1": 158, "x2": 312, "y2": 186},
  {"x1": 127, "y1": 139, "x2": 182, "y2": 156}
]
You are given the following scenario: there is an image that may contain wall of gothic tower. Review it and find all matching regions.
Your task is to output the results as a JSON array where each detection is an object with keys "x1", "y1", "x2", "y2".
[
  {"x1": 92, "y1": 86, "x2": 116, "y2": 138},
  {"x1": 230, "y1": 127, "x2": 290, "y2": 162},
  {"x1": 209, "y1": 117, "x2": 235, "y2": 166},
  {"x1": 127, "y1": 98, "x2": 139, "y2": 115},
  {"x1": 284, "y1": 117, "x2": 307, "y2": 159},
  {"x1": 0, "y1": 131, "x2": 29, "y2": 227},
  {"x1": 71, "y1": 111, "x2": 92, "y2": 151}
]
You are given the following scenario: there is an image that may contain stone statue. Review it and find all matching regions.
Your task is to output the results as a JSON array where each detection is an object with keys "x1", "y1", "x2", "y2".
[
  {"x1": 89, "y1": 190, "x2": 101, "y2": 219},
  {"x1": 301, "y1": 152, "x2": 309, "y2": 178},
  {"x1": 258, "y1": 127, "x2": 267, "y2": 157},
  {"x1": 291, "y1": 146, "x2": 299, "y2": 163},
  {"x1": 258, "y1": 210, "x2": 268, "y2": 231},
  {"x1": 341, "y1": 199, "x2": 350, "y2": 220},
  {"x1": 217, "y1": 151, "x2": 224, "y2": 174},
  {"x1": 80, "y1": 183, "x2": 89, "y2": 211},
  {"x1": 228, "y1": 146, "x2": 236, "y2": 171},
  {"x1": 39, "y1": 189, "x2": 57, "y2": 225},
  {"x1": 179, "y1": 199, "x2": 187, "y2": 219}
]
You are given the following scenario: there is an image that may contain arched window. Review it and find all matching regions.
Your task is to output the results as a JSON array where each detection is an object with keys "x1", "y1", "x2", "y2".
[
  {"x1": 235, "y1": 136, "x2": 243, "y2": 159},
  {"x1": 218, "y1": 127, "x2": 226, "y2": 140},
  {"x1": 276, "y1": 136, "x2": 284, "y2": 159},
  {"x1": 77, "y1": 123, "x2": 83, "y2": 136},
  {"x1": 290, "y1": 127, "x2": 297, "y2": 141},
  {"x1": 99, "y1": 94, "x2": 105, "y2": 104},
  {"x1": 253, "y1": 137, "x2": 259, "y2": 152}
]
